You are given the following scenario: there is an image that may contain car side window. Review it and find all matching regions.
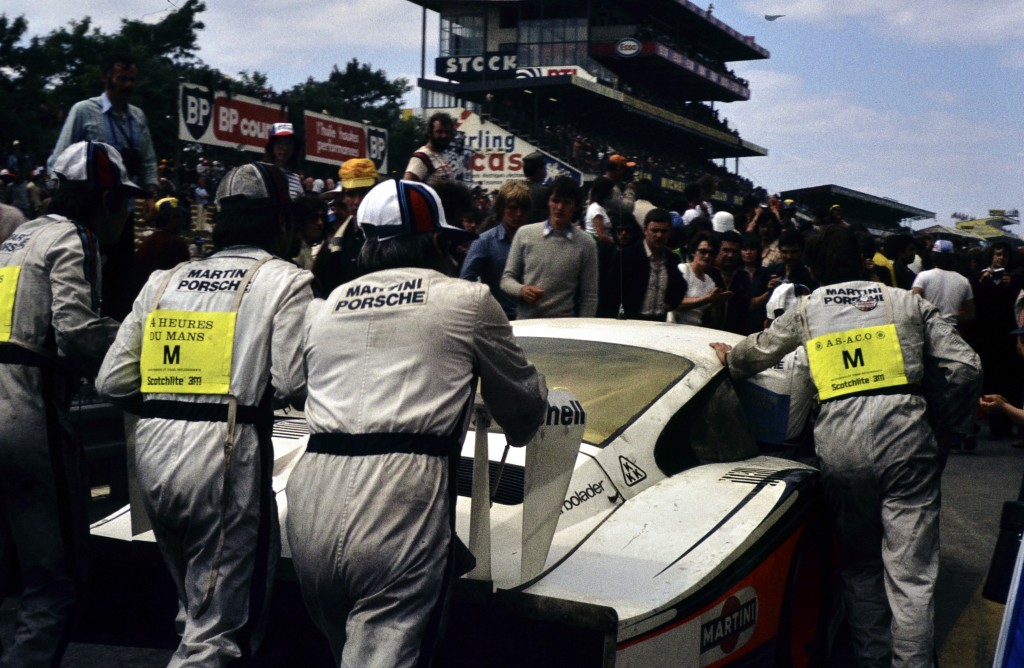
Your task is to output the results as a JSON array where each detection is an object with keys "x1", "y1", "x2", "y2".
[{"x1": 654, "y1": 372, "x2": 759, "y2": 476}]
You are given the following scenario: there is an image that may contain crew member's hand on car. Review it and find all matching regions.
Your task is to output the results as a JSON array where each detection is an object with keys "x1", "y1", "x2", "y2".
[{"x1": 709, "y1": 342, "x2": 731, "y2": 366}]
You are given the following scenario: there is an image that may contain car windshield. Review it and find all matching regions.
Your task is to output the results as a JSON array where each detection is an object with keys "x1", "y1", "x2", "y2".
[{"x1": 514, "y1": 337, "x2": 694, "y2": 446}]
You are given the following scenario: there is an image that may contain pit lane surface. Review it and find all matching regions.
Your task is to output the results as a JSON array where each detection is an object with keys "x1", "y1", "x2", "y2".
[{"x1": 2, "y1": 431, "x2": 1017, "y2": 666}]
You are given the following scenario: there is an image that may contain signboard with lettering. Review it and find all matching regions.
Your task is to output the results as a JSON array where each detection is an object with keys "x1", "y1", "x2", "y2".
[
  {"x1": 615, "y1": 38, "x2": 643, "y2": 58},
  {"x1": 428, "y1": 108, "x2": 581, "y2": 189},
  {"x1": 435, "y1": 53, "x2": 518, "y2": 80},
  {"x1": 178, "y1": 83, "x2": 289, "y2": 153},
  {"x1": 515, "y1": 65, "x2": 597, "y2": 83},
  {"x1": 303, "y1": 110, "x2": 388, "y2": 172}
]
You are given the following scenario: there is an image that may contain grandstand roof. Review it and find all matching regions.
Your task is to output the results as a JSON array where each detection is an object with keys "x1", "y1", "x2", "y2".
[
  {"x1": 402, "y1": 0, "x2": 769, "y2": 62},
  {"x1": 643, "y1": 0, "x2": 770, "y2": 61},
  {"x1": 956, "y1": 218, "x2": 1021, "y2": 242},
  {"x1": 915, "y1": 225, "x2": 986, "y2": 244},
  {"x1": 589, "y1": 40, "x2": 749, "y2": 102},
  {"x1": 780, "y1": 184, "x2": 934, "y2": 229},
  {"x1": 420, "y1": 75, "x2": 767, "y2": 160}
]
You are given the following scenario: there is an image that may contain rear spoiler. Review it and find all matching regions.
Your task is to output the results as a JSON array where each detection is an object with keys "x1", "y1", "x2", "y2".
[{"x1": 467, "y1": 389, "x2": 585, "y2": 583}]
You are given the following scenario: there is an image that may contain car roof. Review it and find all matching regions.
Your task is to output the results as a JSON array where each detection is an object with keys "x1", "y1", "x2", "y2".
[{"x1": 511, "y1": 317, "x2": 745, "y2": 362}]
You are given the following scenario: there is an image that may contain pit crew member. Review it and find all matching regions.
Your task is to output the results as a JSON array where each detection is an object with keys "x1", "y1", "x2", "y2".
[
  {"x1": 286, "y1": 179, "x2": 548, "y2": 667},
  {"x1": 0, "y1": 140, "x2": 145, "y2": 667},
  {"x1": 96, "y1": 162, "x2": 313, "y2": 666},
  {"x1": 711, "y1": 224, "x2": 980, "y2": 667}
]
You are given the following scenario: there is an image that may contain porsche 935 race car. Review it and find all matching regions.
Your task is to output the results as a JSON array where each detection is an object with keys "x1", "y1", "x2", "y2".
[{"x1": 84, "y1": 318, "x2": 830, "y2": 666}]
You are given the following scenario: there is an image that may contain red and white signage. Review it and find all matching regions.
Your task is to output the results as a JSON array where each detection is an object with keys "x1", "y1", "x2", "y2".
[
  {"x1": 178, "y1": 83, "x2": 388, "y2": 171},
  {"x1": 429, "y1": 108, "x2": 580, "y2": 189},
  {"x1": 303, "y1": 111, "x2": 388, "y2": 172},
  {"x1": 515, "y1": 65, "x2": 597, "y2": 82},
  {"x1": 179, "y1": 83, "x2": 288, "y2": 153}
]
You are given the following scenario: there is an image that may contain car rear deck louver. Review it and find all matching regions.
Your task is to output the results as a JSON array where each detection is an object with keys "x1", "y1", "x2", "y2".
[
  {"x1": 456, "y1": 456, "x2": 525, "y2": 505},
  {"x1": 720, "y1": 466, "x2": 781, "y2": 485}
]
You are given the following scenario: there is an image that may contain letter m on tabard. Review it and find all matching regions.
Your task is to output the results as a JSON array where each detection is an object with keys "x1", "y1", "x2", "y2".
[
  {"x1": 842, "y1": 348, "x2": 864, "y2": 369},
  {"x1": 163, "y1": 345, "x2": 181, "y2": 365}
]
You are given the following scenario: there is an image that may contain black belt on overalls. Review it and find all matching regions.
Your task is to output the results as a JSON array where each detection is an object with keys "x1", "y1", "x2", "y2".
[
  {"x1": 0, "y1": 343, "x2": 55, "y2": 368},
  {"x1": 138, "y1": 399, "x2": 264, "y2": 424},
  {"x1": 306, "y1": 432, "x2": 460, "y2": 457}
]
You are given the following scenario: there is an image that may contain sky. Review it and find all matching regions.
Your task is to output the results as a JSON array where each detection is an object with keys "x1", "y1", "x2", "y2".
[{"x1": 5, "y1": 0, "x2": 1023, "y2": 227}]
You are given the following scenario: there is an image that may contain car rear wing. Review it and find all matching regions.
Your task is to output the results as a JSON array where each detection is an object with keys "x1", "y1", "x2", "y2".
[{"x1": 467, "y1": 389, "x2": 585, "y2": 583}]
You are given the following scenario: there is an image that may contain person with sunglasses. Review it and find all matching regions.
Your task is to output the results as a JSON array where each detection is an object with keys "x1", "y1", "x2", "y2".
[{"x1": 672, "y1": 230, "x2": 732, "y2": 326}]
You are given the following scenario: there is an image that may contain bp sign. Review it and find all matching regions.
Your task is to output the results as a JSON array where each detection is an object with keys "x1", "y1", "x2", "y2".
[
  {"x1": 366, "y1": 127, "x2": 388, "y2": 170},
  {"x1": 180, "y1": 85, "x2": 214, "y2": 142}
]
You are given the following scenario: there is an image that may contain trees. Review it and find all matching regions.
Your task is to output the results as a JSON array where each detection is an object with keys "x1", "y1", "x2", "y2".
[
  {"x1": 0, "y1": 0, "x2": 212, "y2": 169},
  {"x1": 288, "y1": 59, "x2": 409, "y2": 132},
  {"x1": 0, "y1": 2, "x2": 420, "y2": 180},
  {"x1": 286, "y1": 59, "x2": 420, "y2": 177}
]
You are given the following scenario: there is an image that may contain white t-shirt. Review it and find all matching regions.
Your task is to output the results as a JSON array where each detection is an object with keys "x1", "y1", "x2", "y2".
[
  {"x1": 911, "y1": 267, "x2": 973, "y2": 326},
  {"x1": 584, "y1": 202, "x2": 608, "y2": 236},
  {"x1": 682, "y1": 201, "x2": 713, "y2": 224},
  {"x1": 676, "y1": 262, "x2": 716, "y2": 325},
  {"x1": 405, "y1": 145, "x2": 455, "y2": 184}
]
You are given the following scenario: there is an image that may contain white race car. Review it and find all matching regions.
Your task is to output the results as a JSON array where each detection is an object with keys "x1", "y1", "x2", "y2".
[{"x1": 84, "y1": 319, "x2": 830, "y2": 666}]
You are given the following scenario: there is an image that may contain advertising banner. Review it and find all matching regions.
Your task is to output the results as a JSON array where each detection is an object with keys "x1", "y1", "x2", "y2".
[
  {"x1": 515, "y1": 65, "x2": 597, "y2": 83},
  {"x1": 429, "y1": 108, "x2": 581, "y2": 189},
  {"x1": 179, "y1": 84, "x2": 388, "y2": 171},
  {"x1": 435, "y1": 53, "x2": 518, "y2": 79},
  {"x1": 178, "y1": 83, "x2": 288, "y2": 153},
  {"x1": 303, "y1": 110, "x2": 388, "y2": 172}
]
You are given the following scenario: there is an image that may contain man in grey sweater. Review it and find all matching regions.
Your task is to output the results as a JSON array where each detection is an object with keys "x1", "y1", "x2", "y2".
[{"x1": 501, "y1": 176, "x2": 598, "y2": 319}]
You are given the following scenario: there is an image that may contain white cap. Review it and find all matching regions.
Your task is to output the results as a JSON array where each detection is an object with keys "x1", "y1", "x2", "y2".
[
  {"x1": 53, "y1": 141, "x2": 148, "y2": 197},
  {"x1": 766, "y1": 283, "x2": 798, "y2": 320},
  {"x1": 357, "y1": 180, "x2": 475, "y2": 242},
  {"x1": 712, "y1": 211, "x2": 735, "y2": 233},
  {"x1": 268, "y1": 122, "x2": 294, "y2": 138}
]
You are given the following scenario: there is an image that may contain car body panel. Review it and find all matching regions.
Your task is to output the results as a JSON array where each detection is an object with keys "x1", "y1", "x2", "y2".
[{"x1": 85, "y1": 318, "x2": 829, "y2": 666}]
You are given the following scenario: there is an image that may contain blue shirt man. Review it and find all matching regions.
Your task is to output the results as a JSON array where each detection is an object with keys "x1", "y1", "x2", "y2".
[
  {"x1": 48, "y1": 53, "x2": 157, "y2": 189},
  {"x1": 460, "y1": 180, "x2": 532, "y2": 320}
]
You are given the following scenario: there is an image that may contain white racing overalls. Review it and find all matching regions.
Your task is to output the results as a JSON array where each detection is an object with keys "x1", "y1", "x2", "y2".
[
  {"x1": 287, "y1": 267, "x2": 547, "y2": 667},
  {"x1": 727, "y1": 281, "x2": 980, "y2": 668},
  {"x1": 0, "y1": 215, "x2": 120, "y2": 668},
  {"x1": 96, "y1": 246, "x2": 312, "y2": 667}
]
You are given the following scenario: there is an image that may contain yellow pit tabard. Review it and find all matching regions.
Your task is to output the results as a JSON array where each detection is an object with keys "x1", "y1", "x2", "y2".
[
  {"x1": 140, "y1": 309, "x2": 235, "y2": 394},
  {"x1": 0, "y1": 265, "x2": 21, "y2": 343},
  {"x1": 806, "y1": 323, "x2": 908, "y2": 401}
]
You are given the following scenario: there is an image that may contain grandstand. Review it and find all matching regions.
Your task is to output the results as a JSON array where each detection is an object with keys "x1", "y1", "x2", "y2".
[
  {"x1": 404, "y1": 0, "x2": 769, "y2": 205},
  {"x1": 781, "y1": 184, "x2": 936, "y2": 236},
  {"x1": 955, "y1": 212, "x2": 1022, "y2": 246}
]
